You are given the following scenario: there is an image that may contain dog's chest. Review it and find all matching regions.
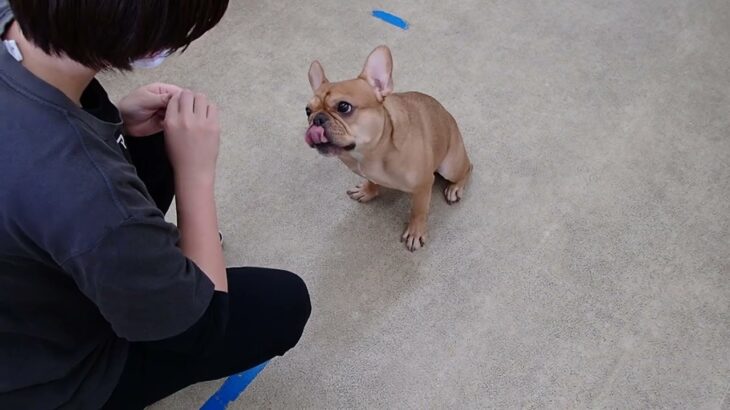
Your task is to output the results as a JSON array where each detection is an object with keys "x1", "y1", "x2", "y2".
[
  {"x1": 339, "y1": 154, "x2": 404, "y2": 190},
  {"x1": 339, "y1": 153, "x2": 369, "y2": 178}
]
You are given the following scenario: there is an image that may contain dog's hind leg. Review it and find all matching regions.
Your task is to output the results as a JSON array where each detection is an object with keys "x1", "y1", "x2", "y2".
[{"x1": 437, "y1": 130, "x2": 472, "y2": 205}]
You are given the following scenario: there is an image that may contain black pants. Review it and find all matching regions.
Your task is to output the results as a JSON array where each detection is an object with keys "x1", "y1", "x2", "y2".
[
  {"x1": 104, "y1": 267, "x2": 311, "y2": 408},
  {"x1": 104, "y1": 135, "x2": 312, "y2": 408}
]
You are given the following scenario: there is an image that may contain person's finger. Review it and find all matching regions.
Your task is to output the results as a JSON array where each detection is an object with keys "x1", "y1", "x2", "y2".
[
  {"x1": 147, "y1": 83, "x2": 182, "y2": 108},
  {"x1": 128, "y1": 92, "x2": 167, "y2": 113},
  {"x1": 194, "y1": 93, "x2": 208, "y2": 117},
  {"x1": 133, "y1": 93, "x2": 167, "y2": 115},
  {"x1": 148, "y1": 82, "x2": 183, "y2": 96},
  {"x1": 165, "y1": 90, "x2": 182, "y2": 121},
  {"x1": 180, "y1": 89, "x2": 194, "y2": 114},
  {"x1": 207, "y1": 103, "x2": 219, "y2": 122},
  {"x1": 156, "y1": 84, "x2": 182, "y2": 106}
]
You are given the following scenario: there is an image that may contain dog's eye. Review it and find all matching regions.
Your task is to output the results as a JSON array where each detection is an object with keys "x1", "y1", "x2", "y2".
[
  {"x1": 337, "y1": 102, "x2": 353, "y2": 114},
  {"x1": 305, "y1": 107, "x2": 312, "y2": 117}
]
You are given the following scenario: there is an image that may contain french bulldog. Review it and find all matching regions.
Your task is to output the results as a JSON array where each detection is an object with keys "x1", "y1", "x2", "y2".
[{"x1": 305, "y1": 45, "x2": 472, "y2": 251}]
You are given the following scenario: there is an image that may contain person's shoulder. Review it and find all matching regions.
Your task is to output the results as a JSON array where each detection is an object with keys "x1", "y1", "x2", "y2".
[
  {"x1": 0, "y1": 81, "x2": 79, "y2": 188},
  {"x1": 3, "y1": 82, "x2": 80, "y2": 179},
  {"x1": 1, "y1": 81, "x2": 140, "y2": 202},
  {"x1": 0, "y1": 85, "x2": 161, "y2": 258},
  {"x1": 1, "y1": 120, "x2": 155, "y2": 218},
  {"x1": 1, "y1": 73, "x2": 62, "y2": 113}
]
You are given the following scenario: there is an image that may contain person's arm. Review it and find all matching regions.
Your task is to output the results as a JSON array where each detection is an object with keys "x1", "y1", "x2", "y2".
[
  {"x1": 163, "y1": 90, "x2": 227, "y2": 292},
  {"x1": 119, "y1": 85, "x2": 226, "y2": 292},
  {"x1": 60, "y1": 215, "x2": 219, "y2": 342},
  {"x1": 175, "y1": 177, "x2": 226, "y2": 291},
  {"x1": 119, "y1": 83, "x2": 180, "y2": 213},
  {"x1": 145, "y1": 291, "x2": 229, "y2": 355}
]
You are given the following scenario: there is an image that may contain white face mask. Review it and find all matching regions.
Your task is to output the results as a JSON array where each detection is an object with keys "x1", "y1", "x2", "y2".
[{"x1": 130, "y1": 49, "x2": 171, "y2": 69}]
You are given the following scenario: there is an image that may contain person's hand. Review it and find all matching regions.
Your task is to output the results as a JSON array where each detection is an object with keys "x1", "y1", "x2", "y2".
[
  {"x1": 119, "y1": 83, "x2": 182, "y2": 137},
  {"x1": 163, "y1": 89, "x2": 220, "y2": 185}
]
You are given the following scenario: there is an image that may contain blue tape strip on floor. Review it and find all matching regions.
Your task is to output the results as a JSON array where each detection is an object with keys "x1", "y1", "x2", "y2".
[
  {"x1": 372, "y1": 10, "x2": 409, "y2": 30},
  {"x1": 200, "y1": 361, "x2": 269, "y2": 410}
]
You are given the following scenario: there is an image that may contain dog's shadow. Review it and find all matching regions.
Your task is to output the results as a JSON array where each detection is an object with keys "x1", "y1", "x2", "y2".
[{"x1": 303, "y1": 174, "x2": 473, "y2": 354}]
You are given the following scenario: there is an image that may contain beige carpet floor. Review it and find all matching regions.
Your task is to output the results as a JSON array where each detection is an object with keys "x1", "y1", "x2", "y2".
[{"x1": 102, "y1": 0, "x2": 730, "y2": 408}]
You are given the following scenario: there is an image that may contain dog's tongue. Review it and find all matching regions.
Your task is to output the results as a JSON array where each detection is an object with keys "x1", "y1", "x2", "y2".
[{"x1": 305, "y1": 125, "x2": 327, "y2": 147}]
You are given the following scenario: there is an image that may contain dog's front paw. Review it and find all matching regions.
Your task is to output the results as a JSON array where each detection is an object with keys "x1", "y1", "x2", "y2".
[
  {"x1": 347, "y1": 181, "x2": 379, "y2": 203},
  {"x1": 401, "y1": 220, "x2": 427, "y2": 252}
]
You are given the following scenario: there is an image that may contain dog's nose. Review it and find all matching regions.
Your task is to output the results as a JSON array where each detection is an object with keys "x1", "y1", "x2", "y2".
[{"x1": 313, "y1": 113, "x2": 329, "y2": 126}]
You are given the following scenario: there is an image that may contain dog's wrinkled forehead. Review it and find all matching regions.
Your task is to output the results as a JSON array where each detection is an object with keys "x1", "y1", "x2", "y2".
[{"x1": 309, "y1": 79, "x2": 379, "y2": 111}]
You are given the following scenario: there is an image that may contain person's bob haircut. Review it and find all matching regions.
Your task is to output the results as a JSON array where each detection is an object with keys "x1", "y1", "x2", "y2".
[{"x1": 8, "y1": 0, "x2": 229, "y2": 70}]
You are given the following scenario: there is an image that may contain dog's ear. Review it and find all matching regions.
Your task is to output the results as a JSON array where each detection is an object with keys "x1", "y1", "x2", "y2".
[
  {"x1": 359, "y1": 45, "x2": 393, "y2": 101},
  {"x1": 309, "y1": 61, "x2": 329, "y2": 92}
]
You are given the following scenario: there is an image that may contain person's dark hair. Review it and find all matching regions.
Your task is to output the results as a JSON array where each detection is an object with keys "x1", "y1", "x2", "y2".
[{"x1": 8, "y1": 0, "x2": 229, "y2": 70}]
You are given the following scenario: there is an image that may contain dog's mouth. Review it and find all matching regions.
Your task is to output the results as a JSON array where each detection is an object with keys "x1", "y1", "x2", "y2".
[{"x1": 305, "y1": 125, "x2": 356, "y2": 156}]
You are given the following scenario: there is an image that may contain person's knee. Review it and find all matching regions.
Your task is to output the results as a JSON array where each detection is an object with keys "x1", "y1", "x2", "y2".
[{"x1": 274, "y1": 270, "x2": 311, "y2": 355}]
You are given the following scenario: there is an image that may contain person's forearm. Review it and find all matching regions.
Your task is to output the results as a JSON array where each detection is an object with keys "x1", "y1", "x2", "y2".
[{"x1": 175, "y1": 178, "x2": 228, "y2": 292}]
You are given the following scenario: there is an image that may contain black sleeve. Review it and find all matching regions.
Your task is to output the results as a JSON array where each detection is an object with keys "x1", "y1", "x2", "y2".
[
  {"x1": 61, "y1": 215, "x2": 216, "y2": 342},
  {"x1": 143, "y1": 290, "x2": 230, "y2": 356},
  {"x1": 125, "y1": 132, "x2": 175, "y2": 214}
]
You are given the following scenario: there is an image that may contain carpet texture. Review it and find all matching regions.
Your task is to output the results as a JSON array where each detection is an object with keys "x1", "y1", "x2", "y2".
[{"x1": 101, "y1": 0, "x2": 730, "y2": 407}]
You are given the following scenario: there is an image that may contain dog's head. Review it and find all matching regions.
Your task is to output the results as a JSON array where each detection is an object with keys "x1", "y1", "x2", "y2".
[{"x1": 304, "y1": 46, "x2": 394, "y2": 156}]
